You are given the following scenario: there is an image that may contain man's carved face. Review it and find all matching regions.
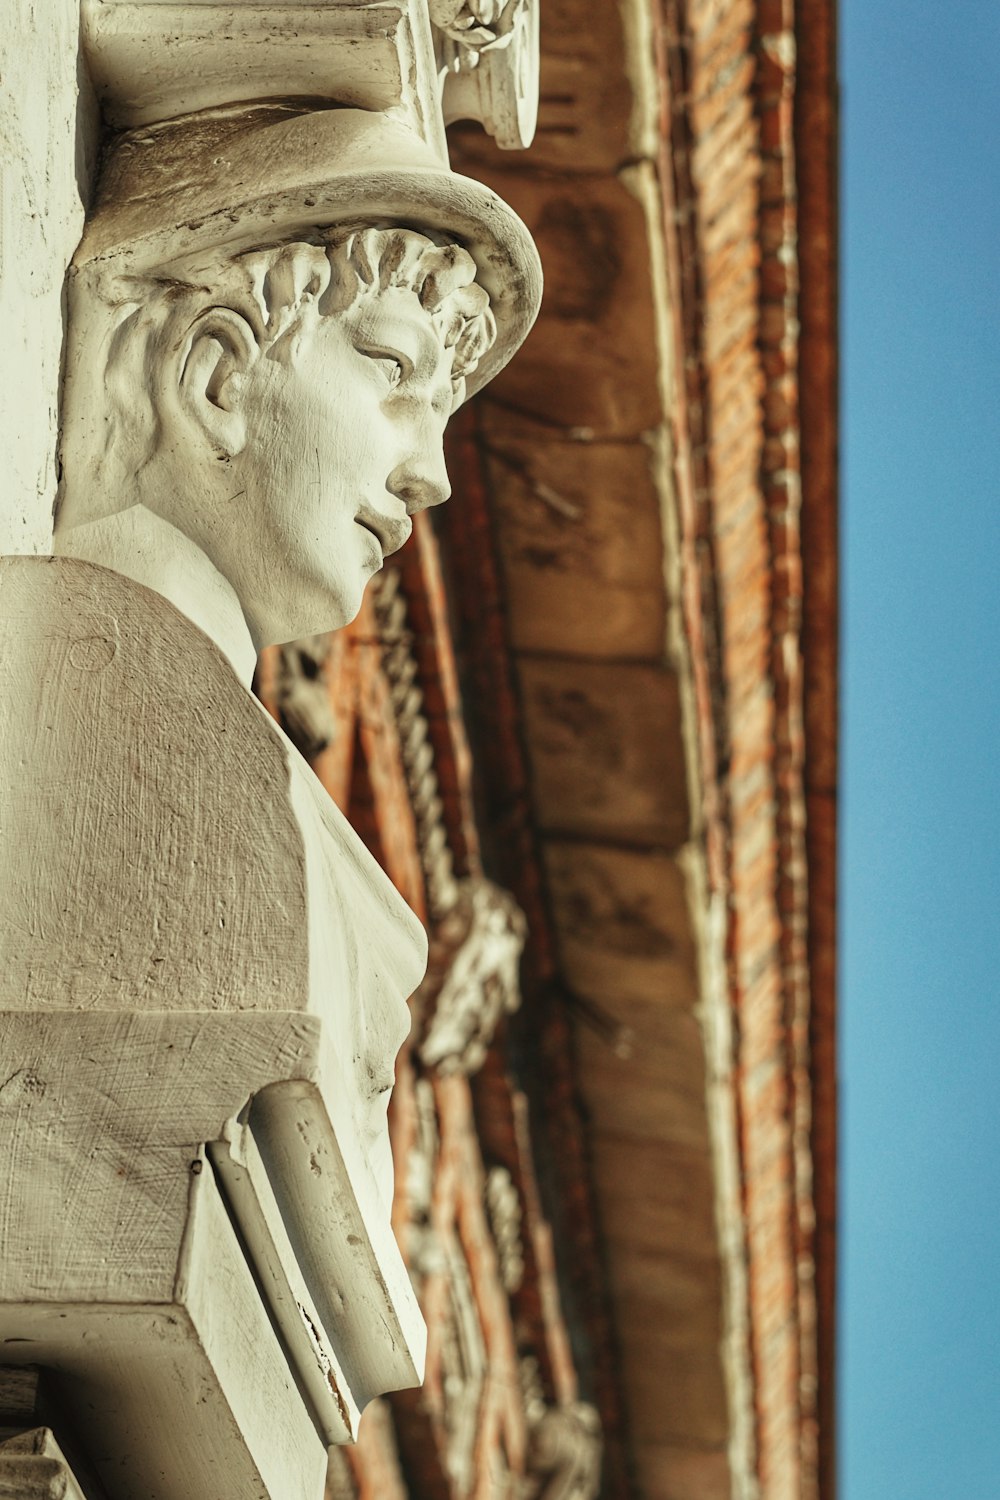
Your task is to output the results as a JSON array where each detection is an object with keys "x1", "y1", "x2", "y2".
[
  {"x1": 195, "y1": 284, "x2": 456, "y2": 647},
  {"x1": 56, "y1": 229, "x2": 494, "y2": 652}
]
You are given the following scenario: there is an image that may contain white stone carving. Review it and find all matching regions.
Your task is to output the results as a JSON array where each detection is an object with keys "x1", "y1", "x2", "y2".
[
  {"x1": 1, "y1": 23, "x2": 542, "y2": 1500},
  {"x1": 525, "y1": 1403, "x2": 603, "y2": 1500},
  {"x1": 433, "y1": 0, "x2": 540, "y2": 148},
  {"x1": 276, "y1": 635, "x2": 340, "y2": 758},
  {"x1": 405, "y1": 1078, "x2": 446, "y2": 1286},
  {"x1": 0, "y1": 556, "x2": 425, "y2": 1201},
  {"x1": 485, "y1": 1165, "x2": 526, "y2": 1294},
  {"x1": 418, "y1": 876, "x2": 528, "y2": 1074},
  {"x1": 56, "y1": 112, "x2": 539, "y2": 655}
]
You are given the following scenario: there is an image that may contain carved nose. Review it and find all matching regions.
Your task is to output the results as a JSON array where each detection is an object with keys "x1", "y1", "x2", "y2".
[{"x1": 387, "y1": 449, "x2": 451, "y2": 514}]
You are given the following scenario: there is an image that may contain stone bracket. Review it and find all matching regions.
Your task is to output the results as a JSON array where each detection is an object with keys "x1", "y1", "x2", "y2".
[
  {"x1": 80, "y1": 0, "x2": 538, "y2": 151},
  {"x1": 0, "y1": 1011, "x2": 426, "y2": 1496},
  {"x1": 82, "y1": 0, "x2": 444, "y2": 154}
]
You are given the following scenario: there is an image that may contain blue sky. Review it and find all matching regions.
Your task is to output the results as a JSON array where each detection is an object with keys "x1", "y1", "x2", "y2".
[{"x1": 841, "y1": 2, "x2": 1000, "y2": 1495}]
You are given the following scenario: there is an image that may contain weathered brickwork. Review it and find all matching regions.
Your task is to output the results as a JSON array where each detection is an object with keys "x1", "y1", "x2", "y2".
[
  {"x1": 656, "y1": 0, "x2": 836, "y2": 1494},
  {"x1": 793, "y1": 6, "x2": 838, "y2": 1495}
]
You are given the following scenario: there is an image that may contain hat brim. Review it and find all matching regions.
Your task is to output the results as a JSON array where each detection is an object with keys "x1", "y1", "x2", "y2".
[{"x1": 76, "y1": 107, "x2": 543, "y2": 399}]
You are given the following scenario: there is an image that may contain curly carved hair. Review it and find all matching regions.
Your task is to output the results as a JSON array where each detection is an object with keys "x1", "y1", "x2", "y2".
[
  {"x1": 232, "y1": 228, "x2": 496, "y2": 394},
  {"x1": 57, "y1": 227, "x2": 496, "y2": 528}
]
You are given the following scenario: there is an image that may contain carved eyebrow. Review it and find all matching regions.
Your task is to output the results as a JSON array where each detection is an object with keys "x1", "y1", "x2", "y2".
[
  {"x1": 358, "y1": 306, "x2": 446, "y2": 383},
  {"x1": 358, "y1": 344, "x2": 412, "y2": 382}
]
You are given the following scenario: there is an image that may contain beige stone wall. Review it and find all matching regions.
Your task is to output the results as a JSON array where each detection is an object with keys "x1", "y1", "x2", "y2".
[{"x1": 0, "y1": 1, "x2": 96, "y2": 553}]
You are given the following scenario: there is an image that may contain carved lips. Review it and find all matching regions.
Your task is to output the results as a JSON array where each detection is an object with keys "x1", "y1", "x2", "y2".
[{"x1": 355, "y1": 505, "x2": 412, "y2": 560}]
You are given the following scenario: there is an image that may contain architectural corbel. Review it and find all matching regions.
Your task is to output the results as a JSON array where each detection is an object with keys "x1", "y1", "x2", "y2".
[
  {"x1": 416, "y1": 876, "x2": 528, "y2": 1074},
  {"x1": 81, "y1": 0, "x2": 538, "y2": 152}
]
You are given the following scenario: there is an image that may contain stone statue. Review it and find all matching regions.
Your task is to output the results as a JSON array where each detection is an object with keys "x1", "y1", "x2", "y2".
[{"x1": 0, "y1": 105, "x2": 541, "y2": 1499}]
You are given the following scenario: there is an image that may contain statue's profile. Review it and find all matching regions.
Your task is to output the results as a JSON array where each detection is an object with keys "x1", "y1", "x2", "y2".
[
  {"x1": 55, "y1": 106, "x2": 539, "y2": 680},
  {"x1": 0, "y1": 105, "x2": 541, "y2": 1463}
]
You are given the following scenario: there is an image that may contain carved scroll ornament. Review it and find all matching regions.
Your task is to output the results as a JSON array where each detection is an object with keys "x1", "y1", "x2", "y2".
[
  {"x1": 432, "y1": 0, "x2": 540, "y2": 148},
  {"x1": 417, "y1": 876, "x2": 528, "y2": 1074},
  {"x1": 525, "y1": 1403, "x2": 603, "y2": 1500}
]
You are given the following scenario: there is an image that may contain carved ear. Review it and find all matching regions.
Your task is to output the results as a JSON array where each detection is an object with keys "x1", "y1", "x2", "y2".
[{"x1": 178, "y1": 307, "x2": 258, "y2": 458}]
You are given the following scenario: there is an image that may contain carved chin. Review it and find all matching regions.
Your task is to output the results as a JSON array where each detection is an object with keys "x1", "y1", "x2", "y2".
[{"x1": 250, "y1": 572, "x2": 369, "y2": 649}]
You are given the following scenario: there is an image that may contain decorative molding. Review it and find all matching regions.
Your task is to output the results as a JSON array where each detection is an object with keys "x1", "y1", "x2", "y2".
[
  {"x1": 484, "y1": 1165, "x2": 525, "y2": 1294},
  {"x1": 404, "y1": 1078, "x2": 444, "y2": 1287},
  {"x1": 436, "y1": 1238, "x2": 488, "y2": 1497},
  {"x1": 418, "y1": 875, "x2": 527, "y2": 1074},
  {"x1": 373, "y1": 566, "x2": 462, "y2": 922},
  {"x1": 402, "y1": 1079, "x2": 486, "y2": 1498},
  {"x1": 432, "y1": 0, "x2": 540, "y2": 148},
  {"x1": 374, "y1": 566, "x2": 527, "y2": 1075},
  {"x1": 524, "y1": 1403, "x2": 602, "y2": 1500},
  {"x1": 275, "y1": 636, "x2": 339, "y2": 760}
]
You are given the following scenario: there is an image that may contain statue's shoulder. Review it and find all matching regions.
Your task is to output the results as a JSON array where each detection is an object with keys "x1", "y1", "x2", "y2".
[
  {"x1": 0, "y1": 552, "x2": 281, "y2": 751},
  {"x1": 0, "y1": 555, "x2": 309, "y2": 1009},
  {"x1": 1, "y1": 553, "x2": 255, "y2": 712}
]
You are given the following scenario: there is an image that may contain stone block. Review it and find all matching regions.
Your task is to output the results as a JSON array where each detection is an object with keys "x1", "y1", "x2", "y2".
[
  {"x1": 574, "y1": 1022, "x2": 709, "y2": 1150},
  {"x1": 516, "y1": 660, "x2": 689, "y2": 845},
  {"x1": 543, "y1": 842, "x2": 699, "y2": 1006},
  {"x1": 588, "y1": 1137, "x2": 717, "y2": 1260},
  {"x1": 632, "y1": 1442, "x2": 731, "y2": 1500},
  {"x1": 477, "y1": 176, "x2": 662, "y2": 436},
  {"x1": 484, "y1": 437, "x2": 668, "y2": 660},
  {"x1": 623, "y1": 1338, "x2": 729, "y2": 1447}
]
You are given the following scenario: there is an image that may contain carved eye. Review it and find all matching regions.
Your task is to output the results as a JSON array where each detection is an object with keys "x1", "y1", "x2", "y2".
[{"x1": 365, "y1": 350, "x2": 406, "y2": 389}]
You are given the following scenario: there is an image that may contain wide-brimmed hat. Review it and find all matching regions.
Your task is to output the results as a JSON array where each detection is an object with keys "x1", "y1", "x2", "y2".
[{"x1": 75, "y1": 105, "x2": 542, "y2": 398}]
